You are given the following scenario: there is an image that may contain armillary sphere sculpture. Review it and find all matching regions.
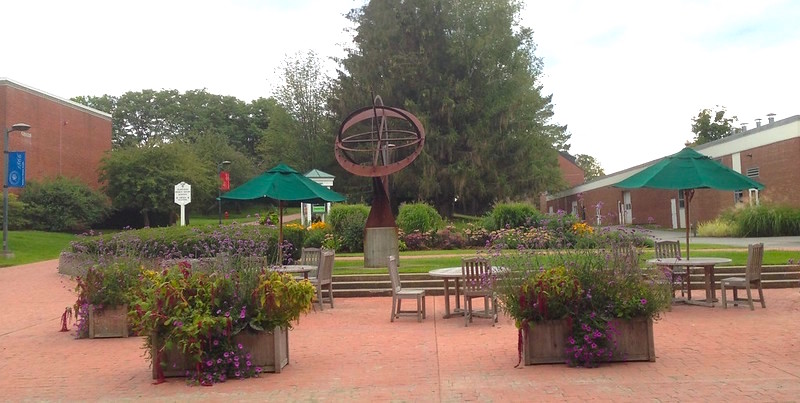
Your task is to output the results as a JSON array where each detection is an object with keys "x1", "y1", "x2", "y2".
[{"x1": 335, "y1": 96, "x2": 425, "y2": 266}]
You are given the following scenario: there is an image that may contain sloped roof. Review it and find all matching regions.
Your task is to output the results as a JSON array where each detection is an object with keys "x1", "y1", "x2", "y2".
[
  {"x1": 0, "y1": 78, "x2": 111, "y2": 120},
  {"x1": 305, "y1": 169, "x2": 335, "y2": 179}
]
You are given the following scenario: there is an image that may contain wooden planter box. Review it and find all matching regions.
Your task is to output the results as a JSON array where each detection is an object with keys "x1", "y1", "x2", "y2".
[
  {"x1": 88, "y1": 305, "x2": 128, "y2": 339},
  {"x1": 233, "y1": 327, "x2": 289, "y2": 374},
  {"x1": 523, "y1": 317, "x2": 655, "y2": 365},
  {"x1": 151, "y1": 327, "x2": 289, "y2": 379}
]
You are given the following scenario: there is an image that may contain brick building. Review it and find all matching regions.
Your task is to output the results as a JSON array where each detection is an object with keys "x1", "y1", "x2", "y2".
[
  {"x1": 558, "y1": 151, "x2": 585, "y2": 187},
  {"x1": 546, "y1": 114, "x2": 800, "y2": 229},
  {"x1": 0, "y1": 79, "x2": 111, "y2": 190}
]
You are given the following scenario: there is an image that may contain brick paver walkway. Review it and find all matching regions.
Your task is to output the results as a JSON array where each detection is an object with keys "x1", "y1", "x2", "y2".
[{"x1": 2, "y1": 260, "x2": 799, "y2": 401}]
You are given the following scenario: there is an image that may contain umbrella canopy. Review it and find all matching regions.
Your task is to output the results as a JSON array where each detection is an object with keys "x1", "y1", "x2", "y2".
[
  {"x1": 220, "y1": 163, "x2": 346, "y2": 263},
  {"x1": 615, "y1": 147, "x2": 764, "y2": 257}
]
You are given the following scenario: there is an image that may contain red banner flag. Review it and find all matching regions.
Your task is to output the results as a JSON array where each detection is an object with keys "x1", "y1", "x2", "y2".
[{"x1": 220, "y1": 171, "x2": 230, "y2": 191}]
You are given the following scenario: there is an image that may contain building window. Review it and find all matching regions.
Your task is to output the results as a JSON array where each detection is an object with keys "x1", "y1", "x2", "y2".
[
  {"x1": 678, "y1": 191, "x2": 685, "y2": 209},
  {"x1": 746, "y1": 167, "x2": 760, "y2": 177},
  {"x1": 734, "y1": 190, "x2": 743, "y2": 204}
]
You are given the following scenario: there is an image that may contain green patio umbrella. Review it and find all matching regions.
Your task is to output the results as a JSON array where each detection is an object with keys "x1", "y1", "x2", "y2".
[
  {"x1": 614, "y1": 147, "x2": 764, "y2": 258},
  {"x1": 220, "y1": 163, "x2": 346, "y2": 263}
]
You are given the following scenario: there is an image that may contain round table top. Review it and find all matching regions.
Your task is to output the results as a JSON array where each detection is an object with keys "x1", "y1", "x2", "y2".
[
  {"x1": 646, "y1": 257, "x2": 732, "y2": 267},
  {"x1": 428, "y1": 266, "x2": 504, "y2": 277},
  {"x1": 275, "y1": 264, "x2": 316, "y2": 273}
]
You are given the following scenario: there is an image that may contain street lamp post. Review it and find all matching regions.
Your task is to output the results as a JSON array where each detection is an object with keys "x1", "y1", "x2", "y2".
[
  {"x1": 3, "y1": 123, "x2": 31, "y2": 258},
  {"x1": 217, "y1": 160, "x2": 231, "y2": 225}
]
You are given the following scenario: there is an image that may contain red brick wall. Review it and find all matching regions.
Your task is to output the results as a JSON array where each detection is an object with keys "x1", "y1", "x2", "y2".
[
  {"x1": 558, "y1": 154, "x2": 585, "y2": 187},
  {"x1": 1, "y1": 82, "x2": 111, "y2": 190}
]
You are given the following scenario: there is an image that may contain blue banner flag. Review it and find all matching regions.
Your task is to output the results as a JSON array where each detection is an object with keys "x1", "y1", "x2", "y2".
[{"x1": 7, "y1": 151, "x2": 25, "y2": 188}]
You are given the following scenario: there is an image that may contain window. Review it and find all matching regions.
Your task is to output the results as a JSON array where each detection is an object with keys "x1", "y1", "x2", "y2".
[
  {"x1": 678, "y1": 191, "x2": 685, "y2": 209},
  {"x1": 734, "y1": 190, "x2": 743, "y2": 204},
  {"x1": 746, "y1": 167, "x2": 760, "y2": 177}
]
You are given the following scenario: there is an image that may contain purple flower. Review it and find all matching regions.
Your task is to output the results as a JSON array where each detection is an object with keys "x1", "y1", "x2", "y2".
[
  {"x1": 255, "y1": 367, "x2": 262, "y2": 373},
  {"x1": 206, "y1": 360, "x2": 213, "y2": 367},
  {"x1": 212, "y1": 339, "x2": 219, "y2": 346},
  {"x1": 225, "y1": 311, "x2": 230, "y2": 318},
  {"x1": 246, "y1": 360, "x2": 252, "y2": 367},
  {"x1": 238, "y1": 343, "x2": 243, "y2": 350},
  {"x1": 239, "y1": 307, "x2": 247, "y2": 319},
  {"x1": 224, "y1": 352, "x2": 230, "y2": 358},
  {"x1": 640, "y1": 298, "x2": 647, "y2": 305},
  {"x1": 235, "y1": 371, "x2": 241, "y2": 377},
  {"x1": 234, "y1": 361, "x2": 240, "y2": 368}
]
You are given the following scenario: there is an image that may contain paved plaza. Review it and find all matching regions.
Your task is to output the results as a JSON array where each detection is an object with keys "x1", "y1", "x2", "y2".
[{"x1": 2, "y1": 260, "x2": 800, "y2": 402}]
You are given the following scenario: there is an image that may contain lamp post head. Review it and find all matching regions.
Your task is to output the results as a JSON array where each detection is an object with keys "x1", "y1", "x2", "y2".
[
  {"x1": 219, "y1": 160, "x2": 231, "y2": 168},
  {"x1": 9, "y1": 123, "x2": 31, "y2": 133}
]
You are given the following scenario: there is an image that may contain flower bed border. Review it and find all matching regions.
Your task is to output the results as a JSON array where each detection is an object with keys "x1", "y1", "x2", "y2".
[{"x1": 523, "y1": 317, "x2": 655, "y2": 365}]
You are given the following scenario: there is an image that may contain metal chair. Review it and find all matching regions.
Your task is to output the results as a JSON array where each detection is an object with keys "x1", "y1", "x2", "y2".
[
  {"x1": 309, "y1": 250, "x2": 335, "y2": 310},
  {"x1": 721, "y1": 243, "x2": 766, "y2": 310},
  {"x1": 388, "y1": 256, "x2": 426, "y2": 322},
  {"x1": 654, "y1": 240, "x2": 687, "y2": 298},
  {"x1": 462, "y1": 257, "x2": 497, "y2": 327}
]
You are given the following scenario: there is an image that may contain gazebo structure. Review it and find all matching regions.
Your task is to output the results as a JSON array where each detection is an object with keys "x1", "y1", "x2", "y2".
[{"x1": 300, "y1": 169, "x2": 336, "y2": 227}]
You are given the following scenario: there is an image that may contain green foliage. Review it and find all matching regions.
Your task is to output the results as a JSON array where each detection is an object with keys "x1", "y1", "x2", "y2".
[
  {"x1": 3, "y1": 193, "x2": 29, "y2": 230},
  {"x1": 328, "y1": 204, "x2": 370, "y2": 252},
  {"x1": 722, "y1": 204, "x2": 800, "y2": 237},
  {"x1": 697, "y1": 218, "x2": 738, "y2": 237},
  {"x1": 20, "y1": 177, "x2": 109, "y2": 232},
  {"x1": 99, "y1": 143, "x2": 216, "y2": 227},
  {"x1": 691, "y1": 107, "x2": 737, "y2": 145},
  {"x1": 281, "y1": 223, "x2": 306, "y2": 260},
  {"x1": 303, "y1": 228, "x2": 328, "y2": 248},
  {"x1": 129, "y1": 262, "x2": 315, "y2": 382},
  {"x1": 494, "y1": 240, "x2": 672, "y2": 367},
  {"x1": 574, "y1": 154, "x2": 605, "y2": 181},
  {"x1": 396, "y1": 202, "x2": 443, "y2": 234},
  {"x1": 487, "y1": 202, "x2": 543, "y2": 230},
  {"x1": 333, "y1": 0, "x2": 567, "y2": 216},
  {"x1": 72, "y1": 259, "x2": 141, "y2": 338}
]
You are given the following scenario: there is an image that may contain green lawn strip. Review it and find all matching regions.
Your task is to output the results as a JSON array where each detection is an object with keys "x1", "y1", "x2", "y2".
[
  {"x1": 0, "y1": 231, "x2": 77, "y2": 268},
  {"x1": 334, "y1": 249, "x2": 799, "y2": 275}
]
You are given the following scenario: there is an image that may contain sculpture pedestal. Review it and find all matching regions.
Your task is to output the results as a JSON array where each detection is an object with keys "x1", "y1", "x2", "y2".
[{"x1": 364, "y1": 227, "x2": 399, "y2": 268}]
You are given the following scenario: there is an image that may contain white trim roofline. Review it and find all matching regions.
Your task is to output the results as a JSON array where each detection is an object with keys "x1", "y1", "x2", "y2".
[
  {"x1": 1, "y1": 78, "x2": 112, "y2": 120},
  {"x1": 547, "y1": 114, "x2": 800, "y2": 201}
]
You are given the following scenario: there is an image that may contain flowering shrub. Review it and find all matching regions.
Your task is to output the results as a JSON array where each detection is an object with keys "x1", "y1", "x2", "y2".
[
  {"x1": 129, "y1": 260, "x2": 315, "y2": 385},
  {"x1": 309, "y1": 221, "x2": 327, "y2": 231},
  {"x1": 494, "y1": 239, "x2": 671, "y2": 367},
  {"x1": 571, "y1": 222, "x2": 594, "y2": 236}
]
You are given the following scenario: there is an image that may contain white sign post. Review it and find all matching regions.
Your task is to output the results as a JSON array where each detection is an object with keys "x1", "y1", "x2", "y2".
[{"x1": 174, "y1": 182, "x2": 191, "y2": 226}]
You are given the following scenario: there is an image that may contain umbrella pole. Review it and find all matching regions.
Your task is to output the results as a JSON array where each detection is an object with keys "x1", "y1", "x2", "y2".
[
  {"x1": 278, "y1": 201, "x2": 284, "y2": 265},
  {"x1": 684, "y1": 189, "x2": 694, "y2": 259}
]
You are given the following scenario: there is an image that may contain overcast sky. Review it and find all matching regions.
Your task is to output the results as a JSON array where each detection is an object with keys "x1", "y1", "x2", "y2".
[{"x1": 4, "y1": 0, "x2": 799, "y2": 174}]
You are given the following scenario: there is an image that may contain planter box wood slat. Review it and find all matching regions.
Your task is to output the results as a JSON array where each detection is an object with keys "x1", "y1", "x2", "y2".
[
  {"x1": 523, "y1": 317, "x2": 655, "y2": 365},
  {"x1": 88, "y1": 305, "x2": 129, "y2": 339}
]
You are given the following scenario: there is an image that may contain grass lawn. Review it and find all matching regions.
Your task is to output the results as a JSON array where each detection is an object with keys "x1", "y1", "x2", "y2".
[{"x1": 0, "y1": 231, "x2": 77, "y2": 268}]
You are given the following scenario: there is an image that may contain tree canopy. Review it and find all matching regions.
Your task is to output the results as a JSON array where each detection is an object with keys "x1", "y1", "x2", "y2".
[
  {"x1": 331, "y1": 0, "x2": 567, "y2": 215},
  {"x1": 574, "y1": 154, "x2": 605, "y2": 181},
  {"x1": 690, "y1": 107, "x2": 737, "y2": 145}
]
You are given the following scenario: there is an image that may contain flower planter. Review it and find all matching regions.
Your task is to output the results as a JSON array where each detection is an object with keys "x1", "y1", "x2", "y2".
[
  {"x1": 88, "y1": 305, "x2": 129, "y2": 339},
  {"x1": 150, "y1": 327, "x2": 289, "y2": 379},
  {"x1": 523, "y1": 317, "x2": 655, "y2": 365},
  {"x1": 233, "y1": 327, "x2": 289, "y2": 374}
]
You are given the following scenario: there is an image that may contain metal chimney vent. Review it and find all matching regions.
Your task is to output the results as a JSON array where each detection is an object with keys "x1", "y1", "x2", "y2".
[{"x1": 767, "y1": 113, "x2": 776, "y2": 124}]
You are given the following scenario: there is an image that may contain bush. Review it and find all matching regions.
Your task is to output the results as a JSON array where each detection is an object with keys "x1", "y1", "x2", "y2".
[
  {"x1": 69, "y1": 224, "x2": 281, "y2": 263},
  {"x1": 723, "y1": 204, "x2": 800, "y2": 237},
  {"x1": 697, "y1": 218, "x2": 737, "y2": 237},
  {"x1": 396, "y1": 202, "x2": 442, "y2": 234},
  {"x1": 486, "y1": 202, "x2": 543, "y2": 230},
  {"x1": 21, "y1": 177, "x2": 109, "y2": 232},
  {"x1": 303, "y1": 228, "x2": 328, "y2": 248},
  {"x1": 328, "y1": 204, "x2": 370, "y2": 252},
  {"x1": 3, "y1": 193, "x2": 29, "y2": 230}
]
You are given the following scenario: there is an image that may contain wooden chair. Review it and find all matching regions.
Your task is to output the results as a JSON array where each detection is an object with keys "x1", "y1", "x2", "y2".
[
  {"x1": 388, "y1": 256, "x2": 426, "y2": 322},
  {"x1": 721, "y1": 243, "x2": 765, "y2": 310},
  {"x1": 300, "y1": 247, "x2": 321, "y2": 278},
  {"x1": 462, "y1": 257, "x2": 497, "y2": 327},
  {"x1": 310, "y1": 250, "x2": 335, "y2": 310},
  {"x1": 654, "y1": 240, "x2": 687, "y2": 298}
]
